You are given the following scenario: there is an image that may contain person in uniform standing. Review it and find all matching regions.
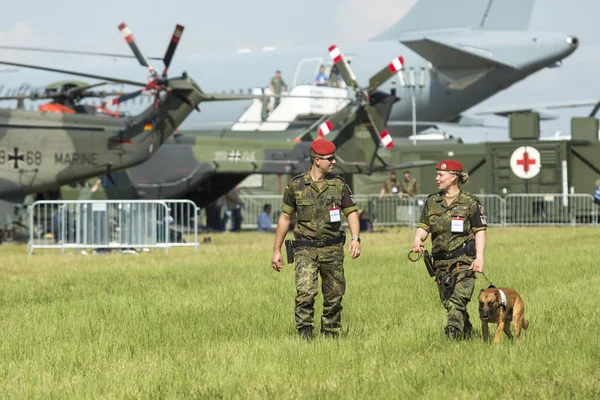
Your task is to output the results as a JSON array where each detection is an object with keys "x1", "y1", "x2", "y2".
[
  {"x1": 271, "y1": 139, "x2": 361, "y2": 339},
  {"x1": 411, "y1": 160, "x2": 487, "y2": 340},
  {"x1": 379, "y1": 171, "x2": 401, "y2": 199},
  {"x1": 269, "y1": 70, "x2": 287, "y2": 110},
  {"x1": 400, "y1": 170, "x2": 420, "y2": 198}
]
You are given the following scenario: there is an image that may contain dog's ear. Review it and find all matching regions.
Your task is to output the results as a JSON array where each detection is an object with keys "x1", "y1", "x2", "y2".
[
  {"x1": 495, "y1": 289, "x2": 501, "y2": 304},
  {"x1": 479, "y1": 288, "x2": 485, "y2": 294}
]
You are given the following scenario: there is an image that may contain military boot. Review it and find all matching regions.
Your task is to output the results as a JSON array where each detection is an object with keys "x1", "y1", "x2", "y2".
[
  {"x1": 298, "y1": 327, "x2": 313, "y2": 340},
  {"x1": 323, "y1": 330, "x2": 339, "y2": 339},
  {"x1": 463, "y1": 314, "x2": 473, "y2": 339},
  {"x1": 445, "y1": 326, "x2": 462, "y2": 340}
]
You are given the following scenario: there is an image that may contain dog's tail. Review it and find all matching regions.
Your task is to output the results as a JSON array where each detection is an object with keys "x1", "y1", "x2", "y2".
[{"x1": 522, "y1": 317, "x2": 529, "y2": 330}]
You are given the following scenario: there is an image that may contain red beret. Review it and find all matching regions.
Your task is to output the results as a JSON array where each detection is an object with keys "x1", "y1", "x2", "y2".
[
  {"x1": 311, "y1": 139, "x2": 336, "y2": 155},
  {"x1": 436, "y1": 160, "x2": 463, "y2": 172}
]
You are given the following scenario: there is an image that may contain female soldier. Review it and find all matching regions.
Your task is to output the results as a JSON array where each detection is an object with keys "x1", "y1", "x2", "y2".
[{"x1": 411, "y1": 160, "x2": 487, "y2": 340}]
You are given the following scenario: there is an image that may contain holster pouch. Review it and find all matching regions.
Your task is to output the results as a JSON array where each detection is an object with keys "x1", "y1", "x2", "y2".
[
  {"x1": 285, "y1": 240, "x2": 294, "y2": 264},
  {"x1": 441, "y1": 273, "x2": 457, "y2": 301},
  {"x1": 465, "y1": 240, "x2": 476, "y2": 257},
  {"x1": 423, "y1": 250, "x2": 435, "y2": 277}
]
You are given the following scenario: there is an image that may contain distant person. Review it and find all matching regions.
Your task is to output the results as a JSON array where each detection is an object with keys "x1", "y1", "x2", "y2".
[
  {"x1": 223, "y1": 186, "x2": 245, "y2": 232},
  {"x1": 315, "y1": 65, "x2": 329, "y2": 87},
  {"x1": 269, "y1": 70, "x2": 287, "y2": 109},
  {"x1": 206, "y1": 196, "x2": 224, "y2": 232},
  {"x1": 594, "y1": 178, "x2": 600, "y2": 205},
  {"x1": 328, "y1": 64, "x2": 341, "y2": 88},
  {"x1": 400, "y1": 170, "x2": 420, "y2": 198},
  {"x1": 257, "y1": 203, "x2": 275, "y2": 232},
  {"x1": 358, "y1": 209, "x2": 373, "y2": 232},
  {"x1": 379, "y1": 171, "x2": 401, "y2": 199}
]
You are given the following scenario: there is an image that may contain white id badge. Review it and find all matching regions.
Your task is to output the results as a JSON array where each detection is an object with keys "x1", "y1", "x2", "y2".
[
  {"x1": 451, "y1": 217, "x2": 465, "y2": 232},
  {"x1": 329, "y1": 207, "x2": 341, "y2": 222}
]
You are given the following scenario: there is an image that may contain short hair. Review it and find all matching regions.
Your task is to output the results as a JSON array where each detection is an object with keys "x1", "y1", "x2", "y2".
[
  {"x1": 404, "y1": 170, "x2": 411, "y2": 175},
  {"x1": 264, "y1": 203, "x2": 272, "y2": 211}
]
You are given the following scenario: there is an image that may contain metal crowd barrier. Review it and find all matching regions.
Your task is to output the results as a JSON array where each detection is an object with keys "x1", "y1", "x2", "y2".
[
  {"x1": 239, "y1": 193, "x2": 599, "y2": 229},
  {"x1": 504, "y1": 194, "x2": 598, "y2": 226},
  {"x1": 28, "y1": 200, "x2": 200, "y2": 255}
]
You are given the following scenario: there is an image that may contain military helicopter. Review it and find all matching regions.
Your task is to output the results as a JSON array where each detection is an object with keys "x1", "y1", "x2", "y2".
[
  {"x1": 0, "y1": 79, "x2": 127, "y2": 116},
  {"x1": 56, "y1": 45, "x2": 436, "y2": 209},
  {"x1": 0, "y1": 22, "x2": 288, "y2": 230}
]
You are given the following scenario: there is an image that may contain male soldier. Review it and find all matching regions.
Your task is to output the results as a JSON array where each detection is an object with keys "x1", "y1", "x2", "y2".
[
  {"x1": 400, "y1": 170, "x2": 419, "y2": 198},
  {"x1": 378, "y1": 171, "x2": 401, "y2": 199},
  {"x1": 269, "y1": 70, "x2": 287, "y2": 109},
  {"x1": 271, "y1": 139, "x2": 361, "y2": 339}
]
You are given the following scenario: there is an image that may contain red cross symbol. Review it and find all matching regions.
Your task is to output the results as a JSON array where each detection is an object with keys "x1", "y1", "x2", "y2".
[{"x1": 516, "y1": 151, "x2": 536, "y2": 172}]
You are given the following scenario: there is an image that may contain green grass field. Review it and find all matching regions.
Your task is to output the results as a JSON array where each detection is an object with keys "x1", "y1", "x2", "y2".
[{"x1": 0, "y1": 227, "x2": 599, "y2": 398}]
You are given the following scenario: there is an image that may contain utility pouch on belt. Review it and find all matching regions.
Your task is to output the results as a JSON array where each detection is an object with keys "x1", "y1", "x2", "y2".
[
  {"x1": 423, "y1": 250, "x2": 435, "y2": 277},
  {"x1": 285, "y1": 240, "x2": 294, "y2": 264},
  {"x1": 465, "y1": 240, "x2": 476, "y2": 257},
  {"x1": 441, "y1": 273, "x2": 457, "y2": 301}
]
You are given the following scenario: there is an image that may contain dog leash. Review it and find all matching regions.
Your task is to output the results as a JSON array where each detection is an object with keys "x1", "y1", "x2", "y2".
[
  {"x1": 407, "y1": 250, "x2": 422, "y2": 262},
  {"x1": 478, "y1": 271, "x2": 496, "y2": 288}
]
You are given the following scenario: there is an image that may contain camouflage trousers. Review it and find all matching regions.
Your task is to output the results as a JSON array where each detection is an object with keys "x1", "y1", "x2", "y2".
[
  {"x1": 294, "y1": 251, "x2": 346, "y2": 333},
  {"x1": 435, "y1": 262, "x2": 475, "y2": 336}
]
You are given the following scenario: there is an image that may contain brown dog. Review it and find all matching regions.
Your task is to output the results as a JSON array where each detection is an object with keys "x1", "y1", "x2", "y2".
[{"x1": 478, "y1": 287, "x2": 528, "y2": 343}]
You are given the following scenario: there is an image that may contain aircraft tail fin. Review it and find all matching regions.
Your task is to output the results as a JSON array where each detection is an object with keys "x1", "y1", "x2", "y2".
[{"x1": 372, "y1": 0, "x2": 535, "y2": 40}]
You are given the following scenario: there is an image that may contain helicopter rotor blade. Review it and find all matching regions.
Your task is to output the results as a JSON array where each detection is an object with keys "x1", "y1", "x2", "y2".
[
  {"x1": 316, "y1": 103, "x2": 355, "y2": 138},
  {"x1": 162, "y1": 24, "x2": 184, "y2": 77},
  {"x1": 0, "y1": 45, "x2": 163, "y2": 60},
  {"x1": 0, "y1": 60, "x2": 147, "y2": 87},
  {"x1": 111, "y1": 89, "x2": 145, "y2": 105},
  {"x1": 118, "y1": 22, "x2": 157, "y2": 77},
  {"x1": 363, "y1": 104, "x2": 394, "y2": 149},
  {"x1": 328, "y1": 45, "x2": 360, "y2": 91},
  {"x1": 589, "y1": 101, "x2": 600, "y2": 117},
  {"x1": 367, "y1": 56, "x2": 404, "y2": 95}
]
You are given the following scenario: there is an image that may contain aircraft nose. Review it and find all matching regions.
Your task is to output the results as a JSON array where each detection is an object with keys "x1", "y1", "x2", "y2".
[{"x1": 566, "y1": 36, "x2": 579, "y2": 48}]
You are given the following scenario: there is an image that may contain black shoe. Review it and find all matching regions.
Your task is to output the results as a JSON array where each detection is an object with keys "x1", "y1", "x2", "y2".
[
  {"x1": 446, "y1": 326, "x2": 462, "y2": 340},
  {"x1": 298, "y1": 327, "x2": 313, "y2": 340},
  {"x1": 323, "y1": 330, "x2": 339, "y2": 339}
]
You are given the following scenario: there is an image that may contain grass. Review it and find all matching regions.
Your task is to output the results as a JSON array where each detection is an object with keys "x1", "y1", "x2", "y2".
[{"x1": 0, "y1": 227, "x2": 599, "y2": 398}]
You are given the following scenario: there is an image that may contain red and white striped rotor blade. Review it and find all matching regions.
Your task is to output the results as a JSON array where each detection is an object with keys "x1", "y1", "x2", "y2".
[{"x1": 119, "y1": 22, "x2": 157, "y2": 77}]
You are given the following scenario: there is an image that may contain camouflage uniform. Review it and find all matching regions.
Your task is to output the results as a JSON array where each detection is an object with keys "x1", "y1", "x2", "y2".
[
  {"x1": 417, "y1": 191, "x2": 487, "y2": 337},
  {"x1": 270, "y1": 75, "x2": 287, "y2": 109},
  {"x1": 382, "y1": 178, "x2": 401, "y2": 195},
  {"x1": 281, "y1": 170, "x2": 358, "y2": 333},
  {"x1": 401, "y1": 178, "x2": 419, "y2": 198}
]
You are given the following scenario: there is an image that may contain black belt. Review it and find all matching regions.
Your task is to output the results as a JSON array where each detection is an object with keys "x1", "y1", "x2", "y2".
[
  {"x1": 432, "y1": 246, "x2": 467, "y2": 261},
  {"x1": 294, "y1": 232, "x2": 345, "y2": 249}
]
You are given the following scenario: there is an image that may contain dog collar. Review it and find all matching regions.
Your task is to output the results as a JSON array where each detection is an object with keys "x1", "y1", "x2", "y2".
[{"x1": 498, "y1": 289, "x2": 507, "y2": 308}]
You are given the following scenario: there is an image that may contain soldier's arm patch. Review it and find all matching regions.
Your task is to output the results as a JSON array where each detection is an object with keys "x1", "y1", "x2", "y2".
[
  {"x1": 470, "y1": 202, "x2": 487, "y2": 230},
  {"x1": 340, "y1": 183, "x2": 356, "y2": 208}
]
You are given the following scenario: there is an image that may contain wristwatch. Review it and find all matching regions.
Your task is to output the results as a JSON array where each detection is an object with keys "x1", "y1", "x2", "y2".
[{"x1": 351, "y1": 237, "x2": 361, "y2": 243}]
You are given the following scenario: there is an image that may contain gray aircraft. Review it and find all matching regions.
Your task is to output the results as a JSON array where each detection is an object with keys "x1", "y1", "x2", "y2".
[{"x1": 0, "y1": 0, "x2": 580, "y2": 135}]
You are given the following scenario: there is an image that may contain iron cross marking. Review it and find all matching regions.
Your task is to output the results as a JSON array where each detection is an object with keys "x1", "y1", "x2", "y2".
[{"x1": 8, "y1": 147, "x2": 24, "y2": 169}]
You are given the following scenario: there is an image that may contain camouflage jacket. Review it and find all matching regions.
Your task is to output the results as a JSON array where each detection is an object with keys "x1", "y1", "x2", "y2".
[
  {"x1": 270, "y1": 76, "x2": 286, "y2": 94},
  {"x1": 401, "y1": 178, "x2": 419, "y2": 197},
  {"x1": 418, "y1": 190, "x2": 487, "y2": 267},
  {"x1": 383, "y1": 179, "x2": 401, "y2": 195},
  {"x1": 281, "y1": 170, "x2": 358, "y2": 241}
]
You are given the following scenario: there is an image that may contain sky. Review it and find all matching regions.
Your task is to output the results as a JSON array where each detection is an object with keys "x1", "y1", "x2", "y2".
[
  {"x1": 0, "y1": 0, "x2": 415, "y2": 59},
  {"x1": 1, "y1": 0, "x2": 599, "y2": 142}
]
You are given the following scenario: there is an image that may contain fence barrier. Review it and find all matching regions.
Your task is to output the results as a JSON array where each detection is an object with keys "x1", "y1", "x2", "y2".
[
  {"x1": 239, "y1": 193, "x2": 599, "y2": 230},
  {"x1": 28, "y1": 200, "x2": 200, "y2": 255}
]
